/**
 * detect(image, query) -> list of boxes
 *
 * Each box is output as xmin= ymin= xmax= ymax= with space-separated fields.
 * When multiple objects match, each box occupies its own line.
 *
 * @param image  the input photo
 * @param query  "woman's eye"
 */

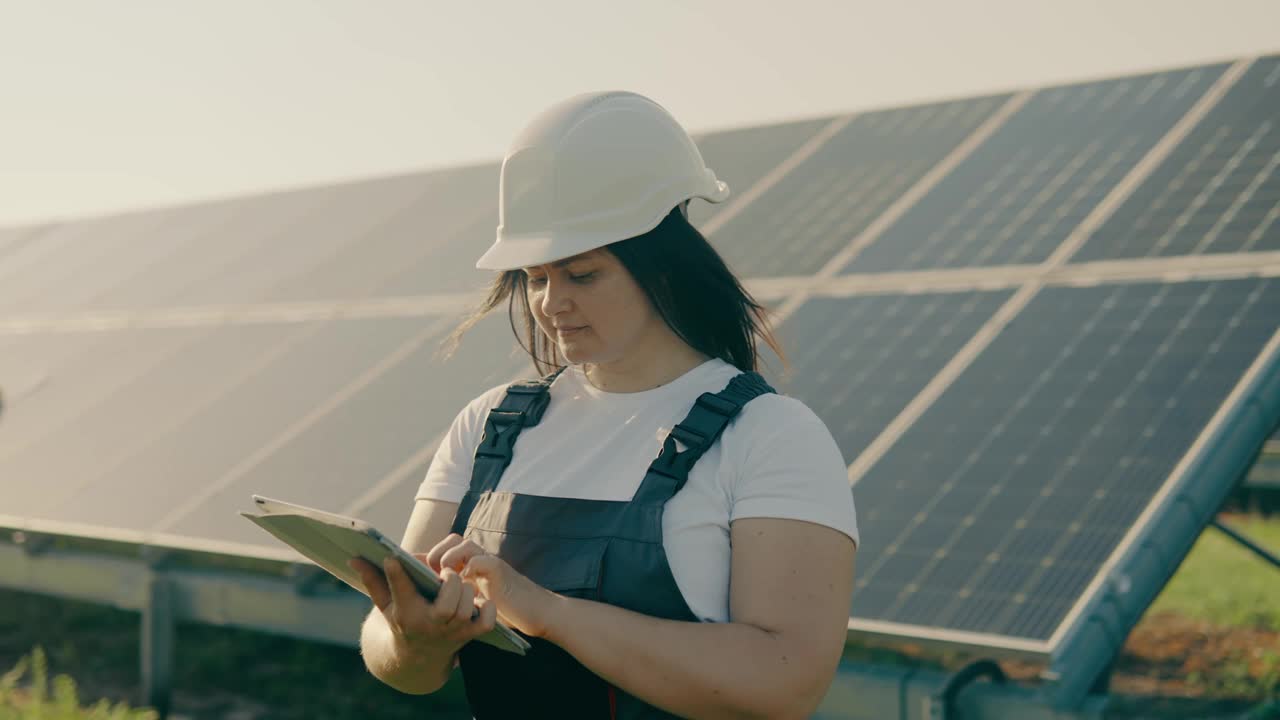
xmin=526 ymin=272 xmax=592 ymax=286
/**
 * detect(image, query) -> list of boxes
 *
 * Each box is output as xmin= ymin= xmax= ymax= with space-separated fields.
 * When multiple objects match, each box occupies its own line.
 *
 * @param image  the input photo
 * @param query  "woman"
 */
xmin=350 ymin=91 xmax=858 ymax=719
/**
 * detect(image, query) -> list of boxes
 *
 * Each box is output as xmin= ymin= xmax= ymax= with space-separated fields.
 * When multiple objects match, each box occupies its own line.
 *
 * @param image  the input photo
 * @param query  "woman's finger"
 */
xmin=382 ymin=558 xmax=427 ymax=617
xmin=439 ymin=540 xmax=485 ymax=574
xmin=348 ymin=558 xmax=391 ymax=611
xmin=429 ymin=568 xmax=463 ymax=624
xmin=425 ymin=534 xmax=464 ymax=574
xmin=472 ymin=595 xmax=497 ymax=635
xmin=443 ymin=580 xmax=476 ymax=631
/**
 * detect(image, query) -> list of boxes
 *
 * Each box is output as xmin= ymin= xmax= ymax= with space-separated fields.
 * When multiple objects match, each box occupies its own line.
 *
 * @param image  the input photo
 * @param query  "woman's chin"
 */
xmin=558 ymin=341 xmax=603 ymax=365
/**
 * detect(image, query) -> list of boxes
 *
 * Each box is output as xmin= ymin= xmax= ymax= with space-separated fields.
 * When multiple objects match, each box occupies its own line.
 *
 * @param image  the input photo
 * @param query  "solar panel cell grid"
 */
xmin=255 ymin=164 xmax=500 ymax=301
xmin=0 ymin=329 xmax=214 ymax=461
xmin=0 ymin=211 xmax=183 ymax=313
xmin=707 ymin=96 xmax=1007 ymax=278
xmin=166 ymin=313 xmax=529 ymax=547
xmin=39 ymin=318 xmax=430 ymax=533
xmin=688 ymin=117 xmax=832 ymax=229
xmin=847 ymin=66 xmax=1228 ymax=273
xmin=852 ymin=277 xmax=1280 ymax=641
xmin=108 ymin=177 xmax=435 ymax=309
xmin=1073 ymin=55 xmax=1280 ymax=261
xmin=769 ymin=290 xmax=1012 ymax=463
xmin=0 ymin=324 xmax=282 ymax=519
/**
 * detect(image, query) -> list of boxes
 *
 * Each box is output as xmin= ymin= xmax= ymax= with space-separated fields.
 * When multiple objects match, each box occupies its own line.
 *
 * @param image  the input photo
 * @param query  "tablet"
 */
xmin=241 ymin=494 xmax=530 ymax=655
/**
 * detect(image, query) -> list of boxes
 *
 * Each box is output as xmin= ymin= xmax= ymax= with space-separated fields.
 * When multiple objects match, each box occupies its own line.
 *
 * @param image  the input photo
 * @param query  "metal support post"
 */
xmin=141 ymin=572 xmax=175 ymax=718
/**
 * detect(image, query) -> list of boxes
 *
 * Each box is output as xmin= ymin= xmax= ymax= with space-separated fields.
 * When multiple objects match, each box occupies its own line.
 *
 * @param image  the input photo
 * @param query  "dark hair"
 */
xmin=443 ymin=206 xmax=787 ymax=377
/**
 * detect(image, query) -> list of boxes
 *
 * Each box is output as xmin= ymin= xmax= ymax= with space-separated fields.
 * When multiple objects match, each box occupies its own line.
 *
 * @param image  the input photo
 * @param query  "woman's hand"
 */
xmin=347 ymin=554 xmax=498 ymax=660
xmin=425 ymin=533 xmax=562 ymax=639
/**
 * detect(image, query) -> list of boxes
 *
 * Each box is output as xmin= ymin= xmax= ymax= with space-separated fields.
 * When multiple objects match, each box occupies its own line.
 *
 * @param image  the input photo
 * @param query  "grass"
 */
xmin=1146 ymin=514 xmax=1280 ymax=629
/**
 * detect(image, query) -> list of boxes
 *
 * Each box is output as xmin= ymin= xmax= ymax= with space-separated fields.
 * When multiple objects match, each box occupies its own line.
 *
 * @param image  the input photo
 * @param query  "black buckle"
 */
xmin=695 ymin=393 xmax=738 ymax=418
xmin=670 ymin=423 xmax=707 ymax=450
xmin=487 ymin=409 xmax=525 ymax=428
xmin=505 ymin=383 xmax=547 ymax=395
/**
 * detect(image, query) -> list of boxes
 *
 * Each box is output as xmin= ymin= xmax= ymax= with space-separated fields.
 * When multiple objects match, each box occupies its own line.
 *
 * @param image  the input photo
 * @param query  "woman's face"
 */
xmin=523 ymin=249 xmax=660 ymax=365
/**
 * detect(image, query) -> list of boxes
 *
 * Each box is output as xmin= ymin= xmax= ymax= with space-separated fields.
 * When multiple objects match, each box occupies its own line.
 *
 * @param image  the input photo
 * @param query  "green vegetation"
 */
xmin=1148 ymin=515 xmax=1280 ymax=629
xmin=0 ymin=647 xmax=157 ymax=720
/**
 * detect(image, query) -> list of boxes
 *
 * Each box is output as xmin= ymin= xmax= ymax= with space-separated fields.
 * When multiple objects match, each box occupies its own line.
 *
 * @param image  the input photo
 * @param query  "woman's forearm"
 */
xmin=542 ymin=596 xmax=825 ymax=720
xmin=358 ymin=609 xmax=457 ymax=695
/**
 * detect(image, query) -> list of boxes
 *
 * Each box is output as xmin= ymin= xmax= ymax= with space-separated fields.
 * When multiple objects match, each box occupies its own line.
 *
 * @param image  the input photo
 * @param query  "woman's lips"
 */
xmin=557 ymin=326 xmax=587 ymax=336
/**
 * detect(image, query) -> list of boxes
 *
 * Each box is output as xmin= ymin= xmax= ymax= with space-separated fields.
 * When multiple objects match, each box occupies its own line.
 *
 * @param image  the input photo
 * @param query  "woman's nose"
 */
xmin=540 ymin=276 xmax=573 ymax=314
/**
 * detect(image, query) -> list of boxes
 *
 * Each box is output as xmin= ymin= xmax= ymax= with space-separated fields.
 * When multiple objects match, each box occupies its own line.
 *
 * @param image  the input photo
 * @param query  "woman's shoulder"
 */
xmin=452 ymin=380 xmax=521 ymax=428
xmin=730 ymin=389 xmax=834 ymax=442
xmin=715 ymin=381 xmax=848 ymax=476
xmin=458 ymin=369 xmax=569 ymax=419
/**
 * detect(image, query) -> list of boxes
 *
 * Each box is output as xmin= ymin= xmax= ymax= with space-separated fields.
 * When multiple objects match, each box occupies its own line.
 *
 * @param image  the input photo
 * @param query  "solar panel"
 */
xmin=705 ymin=96 xmax=1009 ymax=278
xmin=0 ymin=328 xmax=207 ymax=460
xmin=157 ymin=311 xmax=530 ymax=548
xmin=90 ymin=175 xmax=437 ymax=310
xmin=1073 ymin=55 xmax=1280 ymax=261
xmin=850 ymin=277 xmax=1280 ymax=643
xmin=0 ymin=226 xmax=42 ymax=261
xmin=1 ymin=324 xmax=288 ymax=519
xmin=688 ymin=116 xmax=833 ymax=229
xmin=769 ymin=291 xmax=1011 ymax=462
xmin=360 ymin=456 xmax=434 ymax=544
xmin=847 ymin=66 xmax=1229 ymax=273
xmin=254 ymin=163 xmax=500 ymax=301
xmin=34 ymin=317 xmax=430 ymax=533
xmin=362 ymin=170 xmax=503 ymax=300
xmin=0 ymin=210 xmax=184 ymax=313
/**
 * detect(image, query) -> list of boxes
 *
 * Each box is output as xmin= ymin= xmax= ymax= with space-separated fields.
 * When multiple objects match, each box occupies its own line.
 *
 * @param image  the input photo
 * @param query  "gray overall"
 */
xmin=449 ymin=368 xmax=775 ymax=719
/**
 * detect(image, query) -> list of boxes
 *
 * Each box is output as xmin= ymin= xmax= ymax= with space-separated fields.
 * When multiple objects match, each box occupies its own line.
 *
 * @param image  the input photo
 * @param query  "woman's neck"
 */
xmin=582 ymin=336 xmax=711 ymax=394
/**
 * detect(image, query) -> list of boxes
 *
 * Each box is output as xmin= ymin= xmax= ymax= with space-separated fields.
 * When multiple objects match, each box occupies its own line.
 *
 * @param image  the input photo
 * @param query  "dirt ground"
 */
xmin=852 ymin=610 xmax=1278 ymax=718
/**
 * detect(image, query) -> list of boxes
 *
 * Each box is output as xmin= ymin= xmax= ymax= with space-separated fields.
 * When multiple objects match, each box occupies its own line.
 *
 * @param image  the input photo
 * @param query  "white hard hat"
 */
xmin=475 ymin=91 xmax=730 ymax=271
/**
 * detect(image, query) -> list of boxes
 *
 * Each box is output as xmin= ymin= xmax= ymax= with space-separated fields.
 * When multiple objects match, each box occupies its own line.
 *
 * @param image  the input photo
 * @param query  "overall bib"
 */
xmin=449 ymin=368 xmax=775 ymax=719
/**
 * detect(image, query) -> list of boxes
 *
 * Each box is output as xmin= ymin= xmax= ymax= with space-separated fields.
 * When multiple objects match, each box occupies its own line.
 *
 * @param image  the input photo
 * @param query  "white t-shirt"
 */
xmin=416 ymin=358 xmax=859 ymax=624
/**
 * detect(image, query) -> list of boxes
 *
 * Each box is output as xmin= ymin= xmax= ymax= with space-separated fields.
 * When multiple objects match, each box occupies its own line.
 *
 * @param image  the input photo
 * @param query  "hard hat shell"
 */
xmin=475 ymin=91 xmax=730 ymax=271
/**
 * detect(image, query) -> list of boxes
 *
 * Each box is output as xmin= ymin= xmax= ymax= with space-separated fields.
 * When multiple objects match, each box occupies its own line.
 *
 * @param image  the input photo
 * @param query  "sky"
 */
xmin=2 ymin=0 xmax=1278 ymax=229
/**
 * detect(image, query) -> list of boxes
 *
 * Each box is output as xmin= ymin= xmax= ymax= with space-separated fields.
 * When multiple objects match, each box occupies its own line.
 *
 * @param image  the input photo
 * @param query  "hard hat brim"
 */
xmin=475 ymin=179 xmax=730 ymax=271
xmin=474 ymin=231 xmax=576 ymax=272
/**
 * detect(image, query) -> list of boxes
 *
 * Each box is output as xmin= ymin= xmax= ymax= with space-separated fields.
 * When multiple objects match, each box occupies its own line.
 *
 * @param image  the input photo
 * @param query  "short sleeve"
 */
xmin=415 ymin=384 xmax=508 ymax=504
xmin=728 ymin=396 xmax=859 ymax=547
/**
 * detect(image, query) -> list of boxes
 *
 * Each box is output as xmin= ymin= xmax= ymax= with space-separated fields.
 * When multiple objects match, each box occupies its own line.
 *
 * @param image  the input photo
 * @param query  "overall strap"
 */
xmin=631 ymin=371 xmax=775 ymax=506
xmin=450 ymin=367 xmax=567 ymax=536
xmin=470 ymin=366 xmax=567 ymax=494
